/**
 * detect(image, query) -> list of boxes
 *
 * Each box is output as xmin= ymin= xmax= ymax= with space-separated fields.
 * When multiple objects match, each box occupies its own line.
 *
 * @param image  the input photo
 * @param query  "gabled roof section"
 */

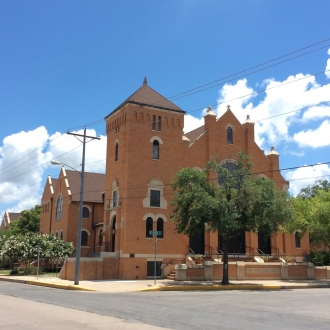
xmin=185 ymin=125 xmax=206 ymax=146
xmin=51 ymin=178 xmax=58 ymax=191
xmin=65 ymin=170 xmax=105 ymax=203
xmin=8 ymin=212 xmax=21 ymax=222
xmin=105 ymin=78 xmax=185 ymax=119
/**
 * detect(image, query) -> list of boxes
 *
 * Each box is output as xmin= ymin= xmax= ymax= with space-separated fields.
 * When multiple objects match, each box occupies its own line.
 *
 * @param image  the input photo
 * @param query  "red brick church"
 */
xmin=40 ymin=78 xmax=310 ymax=280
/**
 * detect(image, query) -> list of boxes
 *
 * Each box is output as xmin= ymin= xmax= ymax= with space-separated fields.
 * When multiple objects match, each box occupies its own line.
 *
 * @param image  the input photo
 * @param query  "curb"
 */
xmin=0 ymin=277 xmax=96 ymax=291
xmin=134 ymin=284 xmax=330 ymax=292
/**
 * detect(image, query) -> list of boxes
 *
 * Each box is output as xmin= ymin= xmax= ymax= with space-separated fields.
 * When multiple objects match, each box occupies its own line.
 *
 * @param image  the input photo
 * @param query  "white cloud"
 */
xmin=183 ymin=114 xmax=204 ymax=133
xmin=285 ymin=163 xmax=330 ymax=196
xmin=46 ymin=128 xmax=107 ymax=173
xmin=293 ymin=120 xmax=330 ymax=148
xmin=326 ymin=48 xmax=330 ymax=79
xmin=213 ymin=70 xmax=330 ymax=149
xmin=301 ymin=105 xmax=330 ymax=122
xmin=0 ymin=127 xmax=106 ymax=216
xmin=217 ymin=78 xmax=255 ymax=122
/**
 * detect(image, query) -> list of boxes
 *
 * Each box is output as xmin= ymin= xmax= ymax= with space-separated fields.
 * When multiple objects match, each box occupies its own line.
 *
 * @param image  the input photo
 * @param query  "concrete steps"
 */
xmin=166 ymin=267 xmax=176 ymax=280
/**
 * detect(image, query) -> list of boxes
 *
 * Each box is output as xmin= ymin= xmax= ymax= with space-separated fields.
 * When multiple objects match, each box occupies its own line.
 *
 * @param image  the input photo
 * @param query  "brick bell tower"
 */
xmin=104 ymin=78 xmax=186 ymax=279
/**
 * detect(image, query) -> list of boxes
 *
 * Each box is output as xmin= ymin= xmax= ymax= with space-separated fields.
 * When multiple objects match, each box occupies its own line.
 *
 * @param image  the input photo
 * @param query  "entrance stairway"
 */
xmin=166 ymin=266 xmax=176 ymax=280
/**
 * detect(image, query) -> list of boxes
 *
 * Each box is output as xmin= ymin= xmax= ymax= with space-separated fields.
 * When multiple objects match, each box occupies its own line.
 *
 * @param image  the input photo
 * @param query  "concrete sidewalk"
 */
xmin=1 ymin=275 xmax=330 ymax=293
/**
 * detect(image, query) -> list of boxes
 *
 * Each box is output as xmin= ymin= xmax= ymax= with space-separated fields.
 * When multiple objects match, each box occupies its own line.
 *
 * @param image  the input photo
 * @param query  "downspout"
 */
xmin=92 ymin=203 xmax=96 ymax=246
xmin=49 ymin=197 xmax=53 ymax=234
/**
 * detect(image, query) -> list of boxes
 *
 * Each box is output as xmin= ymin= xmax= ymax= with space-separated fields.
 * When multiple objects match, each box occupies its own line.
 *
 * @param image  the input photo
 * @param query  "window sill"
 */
xmin=152 ymin=159 xmax=160 ymax=161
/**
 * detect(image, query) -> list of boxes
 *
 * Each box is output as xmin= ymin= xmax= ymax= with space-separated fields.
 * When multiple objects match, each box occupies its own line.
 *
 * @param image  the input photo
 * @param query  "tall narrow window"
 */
xmin=56 ymin=195 xmax=62 ymax=220
xmin=152 ymin=115 xmax=156 ymax=130
xmin=153 ymin=140 xmax=159 ymax=159
xmin=158 ymin=116 xmax=162 ymax=131
xmin=82 ymin=207 xmax=89 ymax=218
xmin=113 ymin=190 xmax=118 ymax=208
xmin=157 ymin=218 xmax=164 ymax=238
xmin=146 ymin=217 xmax=153 ymax=238
xmin=150 ymin=190 xmax=161 ymax=207
xmin=60 ymin=230 xmax=63 ymax=240
xmin=115 ymin=142 xmax=118 ymax=162
xmin=227 ymin=127 xmax=233 ymax=144
xmin=295 ymin=232 xmax=301 ymax=248
xmin=81 ymin=231 xmax=88 ymax=246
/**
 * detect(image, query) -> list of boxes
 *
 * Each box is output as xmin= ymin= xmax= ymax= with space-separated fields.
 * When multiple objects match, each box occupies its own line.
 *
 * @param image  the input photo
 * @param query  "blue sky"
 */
xmin=1 ymin=1 xmax=330 ymax=216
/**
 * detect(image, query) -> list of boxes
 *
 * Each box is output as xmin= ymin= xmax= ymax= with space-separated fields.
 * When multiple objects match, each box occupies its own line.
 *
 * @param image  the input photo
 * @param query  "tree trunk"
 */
xmin=222 ymin=234 xmax=229 ymax=285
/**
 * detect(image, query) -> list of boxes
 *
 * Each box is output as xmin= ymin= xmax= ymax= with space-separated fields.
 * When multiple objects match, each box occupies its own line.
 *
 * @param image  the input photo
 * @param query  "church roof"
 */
xmin=65 ymin=170 xmax=105 ymax=203
xmin=105 ymin=78 xmax=185 ymax=119
xmin=185 ymin=125 xmax=206 ymax=146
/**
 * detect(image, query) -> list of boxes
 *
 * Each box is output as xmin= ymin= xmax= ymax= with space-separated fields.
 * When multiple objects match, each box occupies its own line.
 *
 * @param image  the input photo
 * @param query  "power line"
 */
xmin=168 ymin=37 xmax=330 ymax=99
xmin=2 ymin=48 xmax=330 ymax=189
xmin=66 ymin=40 xmax=330 ymax=132
xmin=0 ymin=144 xmax=83 ymax=184
xmin=170 ymin=44 xmax=330 ymax=101
xmin=1 ymin=98 xmax=329 ymax=189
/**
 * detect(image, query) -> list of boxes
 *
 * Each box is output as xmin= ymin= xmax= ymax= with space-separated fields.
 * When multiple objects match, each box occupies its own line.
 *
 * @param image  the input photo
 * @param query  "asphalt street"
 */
xmin=0 ymin=281 xmax=329 ymax=329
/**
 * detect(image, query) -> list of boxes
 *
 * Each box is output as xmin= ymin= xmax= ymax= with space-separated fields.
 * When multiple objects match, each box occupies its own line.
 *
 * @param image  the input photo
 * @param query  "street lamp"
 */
xmin=51 ymin=159 xmax=84 ymax=285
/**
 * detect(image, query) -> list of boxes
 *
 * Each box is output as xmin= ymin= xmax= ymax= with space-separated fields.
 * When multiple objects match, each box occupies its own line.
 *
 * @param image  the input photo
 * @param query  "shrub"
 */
xmin=10 ymin=269 xmax=19 ymax=275
xmin=311 ymin=250 xmax=330 ymax=266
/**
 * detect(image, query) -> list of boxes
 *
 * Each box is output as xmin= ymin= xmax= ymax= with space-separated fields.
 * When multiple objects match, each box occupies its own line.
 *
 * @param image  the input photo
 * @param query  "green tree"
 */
xmin=8 ymin=205 xmax=41 ymax=234
xmin=298 ymin=180 xmax=330 ymax=199
xmin=171 ymin=151 xmax=294 ymax=284
xmin=293 ymin=181 xmax=330 ymax=250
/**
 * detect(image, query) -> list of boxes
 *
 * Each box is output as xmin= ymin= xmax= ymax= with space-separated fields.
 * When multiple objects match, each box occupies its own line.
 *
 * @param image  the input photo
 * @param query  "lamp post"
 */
xmin=51 ymin=127 xmax=100 ymax=285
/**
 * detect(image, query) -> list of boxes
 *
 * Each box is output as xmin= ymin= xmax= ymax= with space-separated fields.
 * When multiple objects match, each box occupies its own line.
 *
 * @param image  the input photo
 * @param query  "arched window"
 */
xmin=98 ymin=229 xmax=103 ymax=246
xmin=158 ymin=116 xmax=162 ymax=131
xmin=146 ymin=217 xmax=153 ymax=238
xmin=218 ymin=161 xmax=239 ymax=186
xmin=295 ymin=232 xmax=301 ymax=248
xmin=55 ymin=231 xmax=58 ymax=238
xmin=56 ymin=195 xmax=63 ymax=220
xmin=153 ymin=140 xmax=159 ymax=159
xmin=227 ymin=127 xmax=233 ymax=144
xmin=115 ymin=142 xmax=118 ymax=162
xmin=82 ymin=207 xmax=89 ymax=218
xmin=81 ymin=231 xmax=88 ymax=246
xmin=152 ymin=115 xmax=156 ymax=130
xmin=60 ymin=230 xmax=63 ymax=240
xmin=157 ymin=218 xmax=164 ymax=238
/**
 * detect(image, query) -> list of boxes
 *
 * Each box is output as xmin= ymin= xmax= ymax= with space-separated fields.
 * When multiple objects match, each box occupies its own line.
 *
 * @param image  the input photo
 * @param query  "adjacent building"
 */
xmin=0 ymin=211 xmax=21 ymax=231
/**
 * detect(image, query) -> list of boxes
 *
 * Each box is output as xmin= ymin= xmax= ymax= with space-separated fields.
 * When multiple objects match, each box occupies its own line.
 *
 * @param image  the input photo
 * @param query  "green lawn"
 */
xmin=0 ymin=269 xmax=11 ymax=275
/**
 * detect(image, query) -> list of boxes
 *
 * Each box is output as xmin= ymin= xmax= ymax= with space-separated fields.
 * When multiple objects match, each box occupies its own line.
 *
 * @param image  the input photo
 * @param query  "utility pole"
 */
xmin=67 ymin=127 xmax=100 ymax=285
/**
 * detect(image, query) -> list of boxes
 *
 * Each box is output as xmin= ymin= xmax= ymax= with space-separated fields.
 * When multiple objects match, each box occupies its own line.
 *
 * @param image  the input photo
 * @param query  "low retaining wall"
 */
xmin=59 ymin=257 xmax=118 ymax=281
xmin=175 ymin=262 xmax=330 ymax=281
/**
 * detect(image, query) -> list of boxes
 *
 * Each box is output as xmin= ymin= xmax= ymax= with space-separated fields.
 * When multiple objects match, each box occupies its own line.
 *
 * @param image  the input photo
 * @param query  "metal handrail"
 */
xmin=161 ymin=259 xmax=184 ymax=276
xmin=245 ymin=245 xmax=259 ymax=257
xmin=216 ymin=247 xmax=224 ymax=254
xmin=257 ymin=248 xmax=266 ymax=255
xmin=86 ymin=241 xmax=111 ymax=257
xmin=204 ymin=245 xmax=219 ymax=257
xmin=188 ymin=246 xmax=195 ymax=254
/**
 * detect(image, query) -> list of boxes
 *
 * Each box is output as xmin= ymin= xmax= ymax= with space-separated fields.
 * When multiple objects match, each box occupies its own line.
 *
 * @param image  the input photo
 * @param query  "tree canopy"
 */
xmin=293 ymin=180 xmax=330 ymax=250
xmin=8 ymin=205 xmax=40 ymax=235
xmin=0 ymin=233 xmax=74 ymax=266
xmin=171 ymin=151 xmax=295 ymax=284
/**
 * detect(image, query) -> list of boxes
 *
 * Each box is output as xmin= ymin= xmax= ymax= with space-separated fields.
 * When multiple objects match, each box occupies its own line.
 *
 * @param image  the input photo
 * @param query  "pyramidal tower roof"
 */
xmin=106 ymin=78 xmax=185 ymax=119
